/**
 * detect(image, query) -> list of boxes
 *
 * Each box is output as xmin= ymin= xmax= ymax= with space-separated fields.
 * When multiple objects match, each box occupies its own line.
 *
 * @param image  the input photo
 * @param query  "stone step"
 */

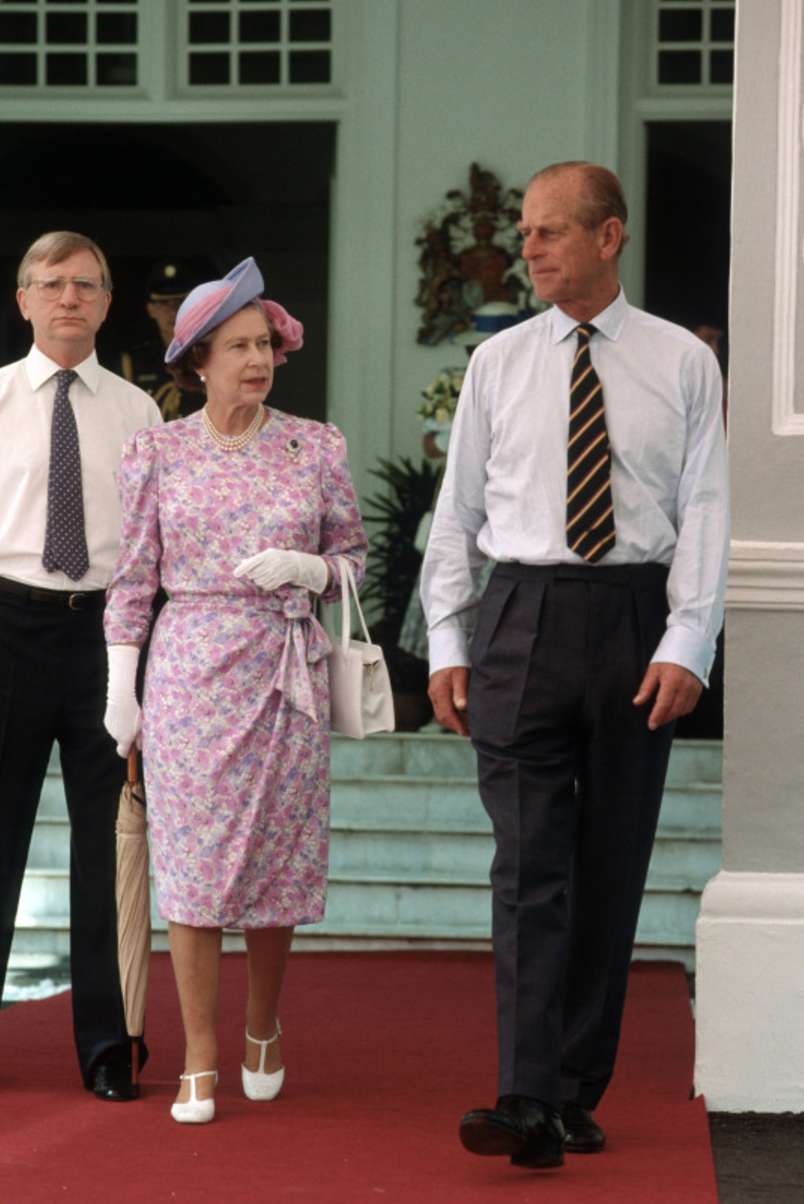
xmin=644 ymin=837 xmax=722 ymax=889
xmin=663 ymin=739 xmax=722 ymax=785
xmin=25 ymin=780 xmax=721 ymax=873
xmin=329 ymin=779 xmax=721 ymax=836
xmin=9 ymin=878 xmax=703 ymax=958
xmin=328 ymin=829 xmax=720 ymax=886
xmin=17 ymin=825 xmax=722 ymax=923
xmin=16 ymin=789 xmax=722 ymax=938
xmin=330 ymin=731 xmax=723 ymax=784
xmin=317 ymin=878 xmax=705 ymax=947
xmin=14 ymin=737 xmax=723 ymax=967
xmin=34 ymin=734 xmax=723 ymax=815
xmin=36 ymin=773 xmax=71 ymax=820
xmin=15 ymin=850 xmax=723 ymax=952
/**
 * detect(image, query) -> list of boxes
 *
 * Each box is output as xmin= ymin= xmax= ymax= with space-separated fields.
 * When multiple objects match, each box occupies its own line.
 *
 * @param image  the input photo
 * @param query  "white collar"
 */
xmin=25 ymin=344 xmax=101 ymax=393
xmin=550 ymin=285 xmax=628 ymax=345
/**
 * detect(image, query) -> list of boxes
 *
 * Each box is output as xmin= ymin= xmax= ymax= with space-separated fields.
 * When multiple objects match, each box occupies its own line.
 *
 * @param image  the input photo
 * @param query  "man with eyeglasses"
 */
xmin=0 ymin=231 xmax=162 ymax=1100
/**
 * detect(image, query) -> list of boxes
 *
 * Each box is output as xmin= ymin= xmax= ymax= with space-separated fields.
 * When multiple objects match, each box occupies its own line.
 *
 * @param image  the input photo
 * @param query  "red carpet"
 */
xmin=0 ymin=953 xmax=717 ymax=1202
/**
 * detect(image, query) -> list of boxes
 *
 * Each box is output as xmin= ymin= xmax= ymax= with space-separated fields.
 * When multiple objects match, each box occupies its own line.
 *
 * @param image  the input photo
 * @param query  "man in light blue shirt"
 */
xmin=422 ymin=162 xmax=729 ymax=1169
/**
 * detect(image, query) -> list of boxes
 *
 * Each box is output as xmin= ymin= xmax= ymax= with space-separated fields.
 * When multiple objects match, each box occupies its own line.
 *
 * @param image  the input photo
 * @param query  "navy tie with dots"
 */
xmin=42 ymin=369 xmax=90 ymax=582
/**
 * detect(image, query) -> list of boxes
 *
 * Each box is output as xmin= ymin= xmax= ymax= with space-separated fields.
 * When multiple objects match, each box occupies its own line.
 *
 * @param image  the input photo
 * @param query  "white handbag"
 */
xmin=321 ymin=558 xmax=396 ymax=739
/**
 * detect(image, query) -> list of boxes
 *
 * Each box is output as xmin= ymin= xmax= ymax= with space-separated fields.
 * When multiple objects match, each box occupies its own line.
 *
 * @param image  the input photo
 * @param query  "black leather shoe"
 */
xmin=561 ymin=1102 xmax=606 ymax=1152
xmin=91 ymin=1050 xmax=140 ymax=1102
xmin=460 ymin=1095 xmax=564 ymax=1168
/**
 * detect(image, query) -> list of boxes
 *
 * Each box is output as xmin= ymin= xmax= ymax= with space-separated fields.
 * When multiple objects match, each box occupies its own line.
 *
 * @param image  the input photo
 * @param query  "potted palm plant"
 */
xmin=360 ymin=455 xmax=441 ymax=730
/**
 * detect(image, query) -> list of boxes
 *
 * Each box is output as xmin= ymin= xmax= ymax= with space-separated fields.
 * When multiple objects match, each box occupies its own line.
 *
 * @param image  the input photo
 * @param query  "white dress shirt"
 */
xmin=421 ymin=288 xmax=730 ymax=684
xmin=0 ymin=345 xmax=163 ymax=590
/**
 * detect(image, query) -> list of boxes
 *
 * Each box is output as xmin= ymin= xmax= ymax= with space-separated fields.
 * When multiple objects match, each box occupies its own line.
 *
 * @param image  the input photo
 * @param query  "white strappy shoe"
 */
xmin=242 ymin=1023 xmax=284 ymax=1101
xmin=170 ymin=1070 xmax=218 ymax=1124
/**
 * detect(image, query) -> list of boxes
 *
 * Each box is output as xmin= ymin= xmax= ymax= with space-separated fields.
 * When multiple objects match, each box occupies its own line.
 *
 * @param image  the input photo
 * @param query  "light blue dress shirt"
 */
xmin=421 ymin=288 xmax=730 ymax=685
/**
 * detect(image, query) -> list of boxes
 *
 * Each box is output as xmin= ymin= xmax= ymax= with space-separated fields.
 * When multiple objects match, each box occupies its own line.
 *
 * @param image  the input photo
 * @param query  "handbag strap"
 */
xmin=335 ymin=556 xmax=372 ymax=649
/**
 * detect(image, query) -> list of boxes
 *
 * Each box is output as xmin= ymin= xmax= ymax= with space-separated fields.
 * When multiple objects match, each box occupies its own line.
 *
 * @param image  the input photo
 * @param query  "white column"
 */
xmin=694 ymin=0 xmax=804 ymax=1112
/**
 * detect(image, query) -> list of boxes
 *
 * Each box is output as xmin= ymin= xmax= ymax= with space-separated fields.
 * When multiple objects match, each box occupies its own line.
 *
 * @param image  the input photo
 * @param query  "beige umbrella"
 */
xmin=116 ymin=748 xmax=151 ymax=1091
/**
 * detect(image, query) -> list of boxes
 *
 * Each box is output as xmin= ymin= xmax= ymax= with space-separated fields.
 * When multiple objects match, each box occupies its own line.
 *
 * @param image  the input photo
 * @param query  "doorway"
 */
xmin=644 ymin=120 xmax=732 ymax=369
xmin=0 ymin=122 xmax=336 ymax=421
xmin=645 ymin=119 xmax=731 ymax=740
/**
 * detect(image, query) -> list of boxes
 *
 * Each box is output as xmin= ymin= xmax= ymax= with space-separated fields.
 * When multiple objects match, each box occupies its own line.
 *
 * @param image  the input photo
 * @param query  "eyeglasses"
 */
xmin=28 ymin=276 xmax=105 ymax=301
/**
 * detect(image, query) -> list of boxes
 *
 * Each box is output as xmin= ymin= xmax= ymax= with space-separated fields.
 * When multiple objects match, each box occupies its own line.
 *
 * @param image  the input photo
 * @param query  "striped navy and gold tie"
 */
xmin=566 ymin=324 xmax=616 ymax=563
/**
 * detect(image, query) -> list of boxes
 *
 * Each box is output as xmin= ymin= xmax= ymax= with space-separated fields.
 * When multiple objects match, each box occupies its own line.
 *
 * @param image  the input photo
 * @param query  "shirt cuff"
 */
xmin=427 ymin=626 xmax=471 ymax=675
xmin=650 ymin=623 xmax=717 ymax=687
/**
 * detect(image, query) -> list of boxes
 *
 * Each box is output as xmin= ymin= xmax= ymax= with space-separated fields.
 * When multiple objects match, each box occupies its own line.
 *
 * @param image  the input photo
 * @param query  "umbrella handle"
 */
xmin=131 ymin=1038 xmax=141 ymax=1087
xmin=127 ymin=748 xmax=138 ymax=787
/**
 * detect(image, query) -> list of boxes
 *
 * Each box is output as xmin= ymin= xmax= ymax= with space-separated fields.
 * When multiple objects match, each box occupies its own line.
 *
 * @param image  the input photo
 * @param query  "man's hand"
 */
xmin=428 ymin=666 xmax=471 ymax=737
xmin=633 ymin=662 xmax=703 ymax=730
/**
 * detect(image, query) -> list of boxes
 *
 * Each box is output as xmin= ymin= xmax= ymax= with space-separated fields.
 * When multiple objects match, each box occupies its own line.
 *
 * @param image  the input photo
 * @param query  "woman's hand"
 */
xmin=104 ymin=644 xmax=142 ymax=757
xmin=234 ymin=549 xmax=329 ymax=594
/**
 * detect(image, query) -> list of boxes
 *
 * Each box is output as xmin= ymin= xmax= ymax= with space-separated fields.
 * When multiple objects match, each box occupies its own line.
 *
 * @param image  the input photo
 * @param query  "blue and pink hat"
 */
xmin=165 ymin=257 xmax=303 ymax=366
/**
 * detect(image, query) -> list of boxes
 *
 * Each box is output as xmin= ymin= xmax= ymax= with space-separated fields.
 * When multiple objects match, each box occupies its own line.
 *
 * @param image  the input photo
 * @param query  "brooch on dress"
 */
xmin=285 ymin=437 xmax=302 ymax=458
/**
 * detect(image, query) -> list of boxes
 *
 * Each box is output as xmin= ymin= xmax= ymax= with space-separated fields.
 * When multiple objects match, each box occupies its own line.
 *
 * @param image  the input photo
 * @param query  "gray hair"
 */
xmin=529 ymin=161 xmax=630 ymax=254
xmin=17 ymin=231 xmax=112 ymax=291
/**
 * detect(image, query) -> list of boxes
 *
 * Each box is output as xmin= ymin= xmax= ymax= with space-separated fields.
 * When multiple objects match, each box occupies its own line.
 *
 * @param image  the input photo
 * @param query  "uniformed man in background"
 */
xmin=119 ymin=260 xmax=203 ymax=421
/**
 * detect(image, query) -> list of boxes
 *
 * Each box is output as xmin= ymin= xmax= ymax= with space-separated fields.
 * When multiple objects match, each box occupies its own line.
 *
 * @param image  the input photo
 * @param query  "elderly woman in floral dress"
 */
xmin=103 ymin=258 xmax=368 ymax=1124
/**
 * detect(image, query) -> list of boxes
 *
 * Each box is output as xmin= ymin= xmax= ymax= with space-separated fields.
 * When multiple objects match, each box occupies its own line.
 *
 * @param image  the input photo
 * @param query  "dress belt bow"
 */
xmin=265 ymin=591 xmax=332 ymax=722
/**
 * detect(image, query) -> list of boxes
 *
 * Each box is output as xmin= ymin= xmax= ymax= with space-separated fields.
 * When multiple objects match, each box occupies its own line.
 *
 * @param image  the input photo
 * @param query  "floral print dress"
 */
xmin=104 ymin=408 xmax=368 ymax=929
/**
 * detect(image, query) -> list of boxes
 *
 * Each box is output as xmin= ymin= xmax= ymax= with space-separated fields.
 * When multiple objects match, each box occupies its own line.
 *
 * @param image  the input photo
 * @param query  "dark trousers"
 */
xmin=0 ymin=591 xmax=128 ymax=1086
xmin=468 ymin=562 xmax=676 ymax=1111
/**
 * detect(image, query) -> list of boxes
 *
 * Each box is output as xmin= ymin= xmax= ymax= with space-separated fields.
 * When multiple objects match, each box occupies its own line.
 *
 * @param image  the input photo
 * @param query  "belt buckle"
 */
xmin=68 ymin=592 xmax=87 ymax=611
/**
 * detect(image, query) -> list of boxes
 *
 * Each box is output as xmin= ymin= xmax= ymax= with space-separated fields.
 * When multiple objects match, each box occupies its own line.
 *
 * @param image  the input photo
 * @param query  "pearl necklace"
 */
xmin=202 ymin=404 xmax=265 ymax=452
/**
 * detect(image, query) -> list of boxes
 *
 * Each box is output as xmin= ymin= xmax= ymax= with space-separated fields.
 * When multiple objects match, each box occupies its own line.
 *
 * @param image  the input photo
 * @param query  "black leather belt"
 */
xmin=0 ymin=575 xmax=106 ymax=611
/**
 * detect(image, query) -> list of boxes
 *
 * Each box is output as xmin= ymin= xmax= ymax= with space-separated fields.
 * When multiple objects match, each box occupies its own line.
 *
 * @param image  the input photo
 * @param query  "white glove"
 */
xmin=233 ymin=549 xmax=329 ymax=594
xmin=104 ymin=644 xmax=142 ymax=758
